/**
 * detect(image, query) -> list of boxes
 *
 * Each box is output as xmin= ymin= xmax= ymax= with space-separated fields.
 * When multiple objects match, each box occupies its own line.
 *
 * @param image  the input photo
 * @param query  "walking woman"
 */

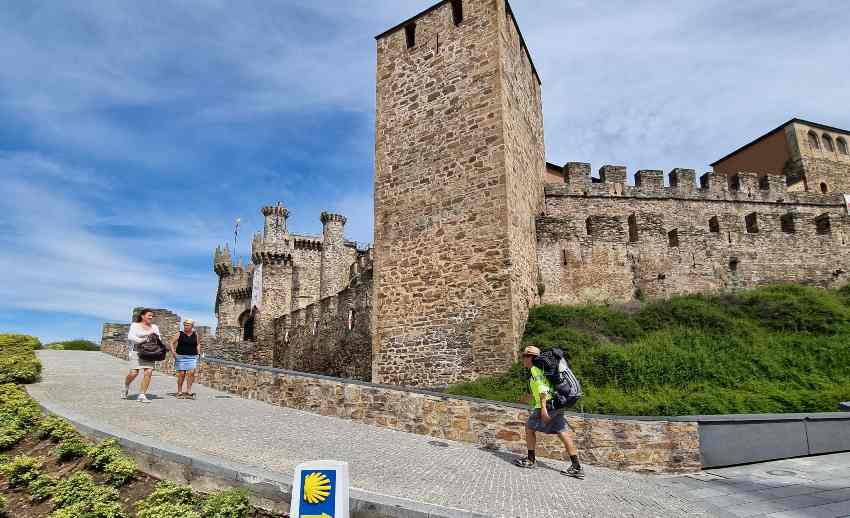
xmin=124 ymin=308 xmax=160 ymax=403
xmin=170 ymin=319 xmax=202 ymax=399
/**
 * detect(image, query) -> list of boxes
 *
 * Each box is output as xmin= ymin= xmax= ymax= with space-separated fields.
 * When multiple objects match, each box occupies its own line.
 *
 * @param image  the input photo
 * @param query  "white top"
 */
xmin=127 ymin=322 xmax=161 ymax=352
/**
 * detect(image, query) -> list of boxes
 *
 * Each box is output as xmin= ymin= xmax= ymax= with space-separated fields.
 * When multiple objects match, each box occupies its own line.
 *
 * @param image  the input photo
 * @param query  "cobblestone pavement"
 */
xmin=29 ymin=351 xmax=722 ymax=517
xmin=660 ymin=454 xmax=850 ymax=518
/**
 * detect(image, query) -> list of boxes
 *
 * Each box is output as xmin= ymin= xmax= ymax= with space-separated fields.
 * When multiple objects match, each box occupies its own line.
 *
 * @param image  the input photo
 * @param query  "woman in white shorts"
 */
xmin=124 ymin=308 xmax=161 ymax=403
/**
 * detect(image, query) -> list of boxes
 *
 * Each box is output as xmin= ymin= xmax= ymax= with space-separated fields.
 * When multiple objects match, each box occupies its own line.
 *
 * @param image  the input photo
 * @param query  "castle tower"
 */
xmin=251 ymin=204 xmax=294 ymax=364
xmin=320 ymin=212 xmax=348 ymax=299
xmin=372 ymin=0 xmax=545 ymax=386
xmin=262 ymin=202 xmax=289 ymax=240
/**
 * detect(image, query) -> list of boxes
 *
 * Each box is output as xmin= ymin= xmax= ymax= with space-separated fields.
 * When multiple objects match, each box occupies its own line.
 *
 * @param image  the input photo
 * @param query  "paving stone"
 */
xmin=28 ymin=351 xmax=715 ymax=518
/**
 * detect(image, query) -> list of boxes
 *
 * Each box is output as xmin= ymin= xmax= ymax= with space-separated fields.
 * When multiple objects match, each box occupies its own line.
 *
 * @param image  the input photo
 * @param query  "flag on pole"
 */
xmin=234 ymin=217 xmax=241 ymax=237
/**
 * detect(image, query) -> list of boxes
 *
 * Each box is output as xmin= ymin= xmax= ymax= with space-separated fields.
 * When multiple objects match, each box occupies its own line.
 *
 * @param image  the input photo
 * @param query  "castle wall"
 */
xmin=539 ymin=166 xmax=850 ymax=305
xmin=290 ymin=239 xmax=322 ymax=312
xmin=274 ymin=268 xmax=372 ymax=380
xmin=373 ymin=0 xmax=544 ymax=387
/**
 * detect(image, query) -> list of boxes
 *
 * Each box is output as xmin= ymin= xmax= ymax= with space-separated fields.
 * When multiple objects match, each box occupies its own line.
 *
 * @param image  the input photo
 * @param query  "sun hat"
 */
xmin=522 ymin=345 xmax=540 ymax=357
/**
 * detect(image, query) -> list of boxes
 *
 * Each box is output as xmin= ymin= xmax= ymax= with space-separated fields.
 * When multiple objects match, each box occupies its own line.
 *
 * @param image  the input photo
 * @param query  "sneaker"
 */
xmin=138 ymin=394 xmax=150 ymax=403
xmin=561 ymin=465 xmax=585 ymax=479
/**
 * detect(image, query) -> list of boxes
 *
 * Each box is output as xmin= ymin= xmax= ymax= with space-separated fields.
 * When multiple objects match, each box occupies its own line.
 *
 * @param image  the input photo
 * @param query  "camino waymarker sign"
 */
xmin=290 ymin=460 xmax=349 ymax=518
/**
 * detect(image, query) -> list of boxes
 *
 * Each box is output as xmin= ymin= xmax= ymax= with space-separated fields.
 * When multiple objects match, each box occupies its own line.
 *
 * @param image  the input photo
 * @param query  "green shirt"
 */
xmin=529 ymin=366 xmax=553 ymax=409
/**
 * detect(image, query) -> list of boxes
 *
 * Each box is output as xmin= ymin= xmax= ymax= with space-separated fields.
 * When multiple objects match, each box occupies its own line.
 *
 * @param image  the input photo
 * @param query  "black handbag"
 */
xmin=137 ymin=334 xmax=166 ymax=361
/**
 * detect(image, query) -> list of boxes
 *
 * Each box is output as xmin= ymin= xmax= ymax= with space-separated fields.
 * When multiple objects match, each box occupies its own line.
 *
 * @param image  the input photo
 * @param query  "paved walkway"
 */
xmin=28 ymin=351 xmax=848 ymax=518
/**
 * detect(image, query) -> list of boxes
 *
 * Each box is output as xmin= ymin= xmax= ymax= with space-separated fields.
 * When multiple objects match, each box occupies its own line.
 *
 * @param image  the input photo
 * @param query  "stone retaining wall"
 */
xmin=99 ymin=347 xmax=700 ymax=473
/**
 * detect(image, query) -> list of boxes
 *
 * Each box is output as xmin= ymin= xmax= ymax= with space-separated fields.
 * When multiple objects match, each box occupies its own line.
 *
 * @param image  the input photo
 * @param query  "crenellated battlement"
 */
xmin=548 ymin=162 xmax=844 ymax=206
xmin=292 ymin=236 xmax=323 ymax=251
xmin=320 ymin=212 xmax=347 ymax=225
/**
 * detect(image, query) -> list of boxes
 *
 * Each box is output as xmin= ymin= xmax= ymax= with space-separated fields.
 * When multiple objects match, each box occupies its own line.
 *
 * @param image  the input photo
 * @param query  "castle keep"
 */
xmin=103 ymin=0 xmax=850 ymax=388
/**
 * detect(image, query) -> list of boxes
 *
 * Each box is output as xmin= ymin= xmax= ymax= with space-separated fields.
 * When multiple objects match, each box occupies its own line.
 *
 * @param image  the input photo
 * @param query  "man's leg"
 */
xmin=514 ymin=425 xmax=538 ymax=467
xmin=557 ymin=430 xmax=584 ymax=478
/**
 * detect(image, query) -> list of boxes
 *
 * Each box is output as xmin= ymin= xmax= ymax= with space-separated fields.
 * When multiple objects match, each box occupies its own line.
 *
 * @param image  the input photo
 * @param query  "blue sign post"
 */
xmin=290 ymin=460 xmax=349 ymax=518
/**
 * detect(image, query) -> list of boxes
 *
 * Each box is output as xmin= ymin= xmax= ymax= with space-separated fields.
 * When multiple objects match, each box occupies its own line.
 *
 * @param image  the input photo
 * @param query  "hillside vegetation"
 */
xmin=44 ymin=340 xmax=99 ymax=351
xmin=447 ymin=284 xmax=850 ymax=416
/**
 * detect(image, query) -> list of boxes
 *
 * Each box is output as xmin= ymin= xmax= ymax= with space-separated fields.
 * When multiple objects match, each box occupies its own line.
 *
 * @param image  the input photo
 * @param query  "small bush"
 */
xmin=56 ymin=434 xmax=90 ymax=460
xmin=103 ymin=456 xmax=136 ymax=486
xmin=0 ymin=494 xmax=6 ymax=517
xmin=202 ymin=488 xmax=251 ymax=518
xmin=52 ymin=471 xmax=120 ymax=509
xmin=28 ymin=473 xmax=57 ymax=502
xmin=45 ymin=340 xmax=99 ymax=351
xmin=137 ymin=481 xmax=199 ymax=518
xmin=0 ymin=334 xmax=42 ymax=384
xmin=0 ymin=455 xmax=43 ymax=487
xmin=86 ymin=438 xmax=122 ymax=469
xmin=36 ymin=415 xmax=78 ymax=441
xmin=49 ymin=500 xmax=124 ymax=518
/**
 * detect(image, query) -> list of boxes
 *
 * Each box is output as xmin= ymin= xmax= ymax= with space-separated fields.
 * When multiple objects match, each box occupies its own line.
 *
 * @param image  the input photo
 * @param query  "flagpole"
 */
xmin=234 ymin=217 xmax=241 ymax=264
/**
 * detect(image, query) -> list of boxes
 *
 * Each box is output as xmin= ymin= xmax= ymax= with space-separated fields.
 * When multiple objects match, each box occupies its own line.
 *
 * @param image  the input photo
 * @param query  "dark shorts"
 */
xmin=526 ymin=408 xmax=569 ymax=434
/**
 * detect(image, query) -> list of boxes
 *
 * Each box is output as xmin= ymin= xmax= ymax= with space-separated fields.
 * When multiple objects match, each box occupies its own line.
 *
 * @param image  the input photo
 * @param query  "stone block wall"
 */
xmin=539 ymin=165 xmax=850 ymax=305
xmin=189 ymin=359 xmax=700 ymax=473
xmin=373 ymin=0 xmax=545 ymax=387
xmin=274 ymin=268 xmax=372 ymax=380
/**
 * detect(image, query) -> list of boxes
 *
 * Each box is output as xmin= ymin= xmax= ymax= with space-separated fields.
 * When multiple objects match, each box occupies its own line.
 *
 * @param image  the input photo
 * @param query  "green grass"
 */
xmin=446 ymin=284 xmax=850 ymax=415
xmin=44 ymin=340 xmax=99 ymax=351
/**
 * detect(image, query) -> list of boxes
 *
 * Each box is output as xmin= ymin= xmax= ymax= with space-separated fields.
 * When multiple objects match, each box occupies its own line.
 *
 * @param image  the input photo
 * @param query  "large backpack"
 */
xmin=532 ymin=348 xmax=582 ymax=410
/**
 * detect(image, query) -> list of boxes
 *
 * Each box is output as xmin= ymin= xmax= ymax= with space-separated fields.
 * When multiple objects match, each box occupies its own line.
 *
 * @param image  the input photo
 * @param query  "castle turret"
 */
xmin=320 ymin=212 xmax=348 ymax=299
xmin=213 ymin=244 xmax=233 ymax=276
xmin=262 ymin=202 xmax=289 ymax=241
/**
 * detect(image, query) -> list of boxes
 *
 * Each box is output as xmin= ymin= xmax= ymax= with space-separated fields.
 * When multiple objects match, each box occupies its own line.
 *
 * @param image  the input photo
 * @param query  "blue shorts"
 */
xmin=527 ymin=409 xmax=568 ymax=434
xmin=174 ymin=354 xmax=198 ymax=372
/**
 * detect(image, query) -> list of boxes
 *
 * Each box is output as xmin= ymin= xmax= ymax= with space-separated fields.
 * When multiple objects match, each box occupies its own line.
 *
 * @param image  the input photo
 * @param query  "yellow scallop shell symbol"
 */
xmin=303 ymin=471 xmax=332 ymax=504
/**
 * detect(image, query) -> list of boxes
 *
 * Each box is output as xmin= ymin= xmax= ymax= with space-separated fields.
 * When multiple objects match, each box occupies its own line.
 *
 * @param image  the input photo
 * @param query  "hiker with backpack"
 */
xmin=123 ymin=308 xmax=166 ymax=403
xmin=514 ymin=345 xmax=584 ymax=479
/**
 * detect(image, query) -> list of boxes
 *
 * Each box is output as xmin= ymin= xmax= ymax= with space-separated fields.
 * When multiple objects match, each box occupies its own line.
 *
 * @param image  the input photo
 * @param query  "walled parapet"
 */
xmin=273 ymin=268 xmax=372 ymax=380
xmin=563 ymin=162 xmax=591 ymax=193
xmin=635 ymin=169 xmax=664 ymax=192
xmin=251 ymin=235 xmax=293 ymax=265
xmin=213 ymin=245 xmax=234 ymax=276
xmin=669 ymin=168 xmax=696 ymax=194
xmin=544 ymin=163 xmax=844 ymax=206
xmin=292 ymin=237 xmax=322 ymax=251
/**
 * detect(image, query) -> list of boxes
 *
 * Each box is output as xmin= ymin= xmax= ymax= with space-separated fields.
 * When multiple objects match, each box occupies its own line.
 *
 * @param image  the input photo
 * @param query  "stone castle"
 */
xmin=104 ymin=0 xmax=850 ymax=388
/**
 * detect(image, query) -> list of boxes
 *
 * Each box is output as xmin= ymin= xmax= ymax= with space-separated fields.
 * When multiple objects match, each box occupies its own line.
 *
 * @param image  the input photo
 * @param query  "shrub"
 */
xmin=0 ymin=494 xmax=6 ymax=517
xmin=202 ymin=488 xmax=251 ymax=518
xmin=0 ymin=334 xmax=42 ymax=384
xmin=86 ymin=438 xmax=122 ymax=468
xmin=136 ymin=481 xmax=199 ymax=518
xmin=45 ymin=340 xmax=99 ymax=351
xmin=49 ymin=500 xmax=124 ymax=518
xmin=37 ymin=415 xmax=79 ymax=441
xmin=56 ymin=434 xmax=90 ymax=460
xmin=0 ymin=455 xmax=43 ymax=487
xmin=51 ymin=471 xmax=119 ymax=510
xmin=28 ymin=473 xmax=57 ymax=502
xmin=103 ymin=456 xmax=136 ymax=486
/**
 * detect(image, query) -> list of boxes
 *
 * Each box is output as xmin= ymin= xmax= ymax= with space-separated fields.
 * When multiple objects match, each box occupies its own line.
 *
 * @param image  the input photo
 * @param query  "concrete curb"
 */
xmin=29 ymin=390 xmax=488 ymax=518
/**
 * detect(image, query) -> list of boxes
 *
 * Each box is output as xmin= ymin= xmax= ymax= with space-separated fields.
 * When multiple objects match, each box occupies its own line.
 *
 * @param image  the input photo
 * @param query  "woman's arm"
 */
xmin=169 ymin=333 xmax=179 ymax=355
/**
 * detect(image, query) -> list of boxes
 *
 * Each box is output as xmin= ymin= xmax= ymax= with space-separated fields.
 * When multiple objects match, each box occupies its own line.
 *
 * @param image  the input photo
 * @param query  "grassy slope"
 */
xmin=44 ymin=340 xmax=99 ymax=351
xmin=447 ymin=284 xmax=850 ymax=416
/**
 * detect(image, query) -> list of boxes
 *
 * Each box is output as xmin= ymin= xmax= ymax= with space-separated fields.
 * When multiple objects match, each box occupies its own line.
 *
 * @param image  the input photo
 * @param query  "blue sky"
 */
xmin=1 ymin=1 xmax=848 ymax=343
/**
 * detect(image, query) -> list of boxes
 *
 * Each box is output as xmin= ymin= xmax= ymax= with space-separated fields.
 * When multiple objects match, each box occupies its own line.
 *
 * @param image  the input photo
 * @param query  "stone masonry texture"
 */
xmin=372 ymin=0 xmax=544 ymax=387
xmin=96 ymin=344 xmax=701 ymax=474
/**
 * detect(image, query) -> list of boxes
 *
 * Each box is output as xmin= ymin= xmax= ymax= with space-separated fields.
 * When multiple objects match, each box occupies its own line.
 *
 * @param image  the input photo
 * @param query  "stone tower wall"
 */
xmin=290 ymin=237 xmax=323 ymax=312
xmin=786 ymin=121 xmax=850 ymax=194
xmin=373 ymin=0 xmax=544 ymax=387
xmin=320 ymin=213 xmax=349 ymax=300
xmin=497 ymin=1 xmax=544 ymax=356
xmin=538 ymin=165 xmax=850 ymax=305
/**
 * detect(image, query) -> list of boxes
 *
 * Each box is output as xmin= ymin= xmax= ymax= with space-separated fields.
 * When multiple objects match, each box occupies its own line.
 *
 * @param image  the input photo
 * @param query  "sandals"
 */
xmin=514 ymin=457 xmax=536 ymax=468
xmin=176 ymin=392 xmax=196 ymax=399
